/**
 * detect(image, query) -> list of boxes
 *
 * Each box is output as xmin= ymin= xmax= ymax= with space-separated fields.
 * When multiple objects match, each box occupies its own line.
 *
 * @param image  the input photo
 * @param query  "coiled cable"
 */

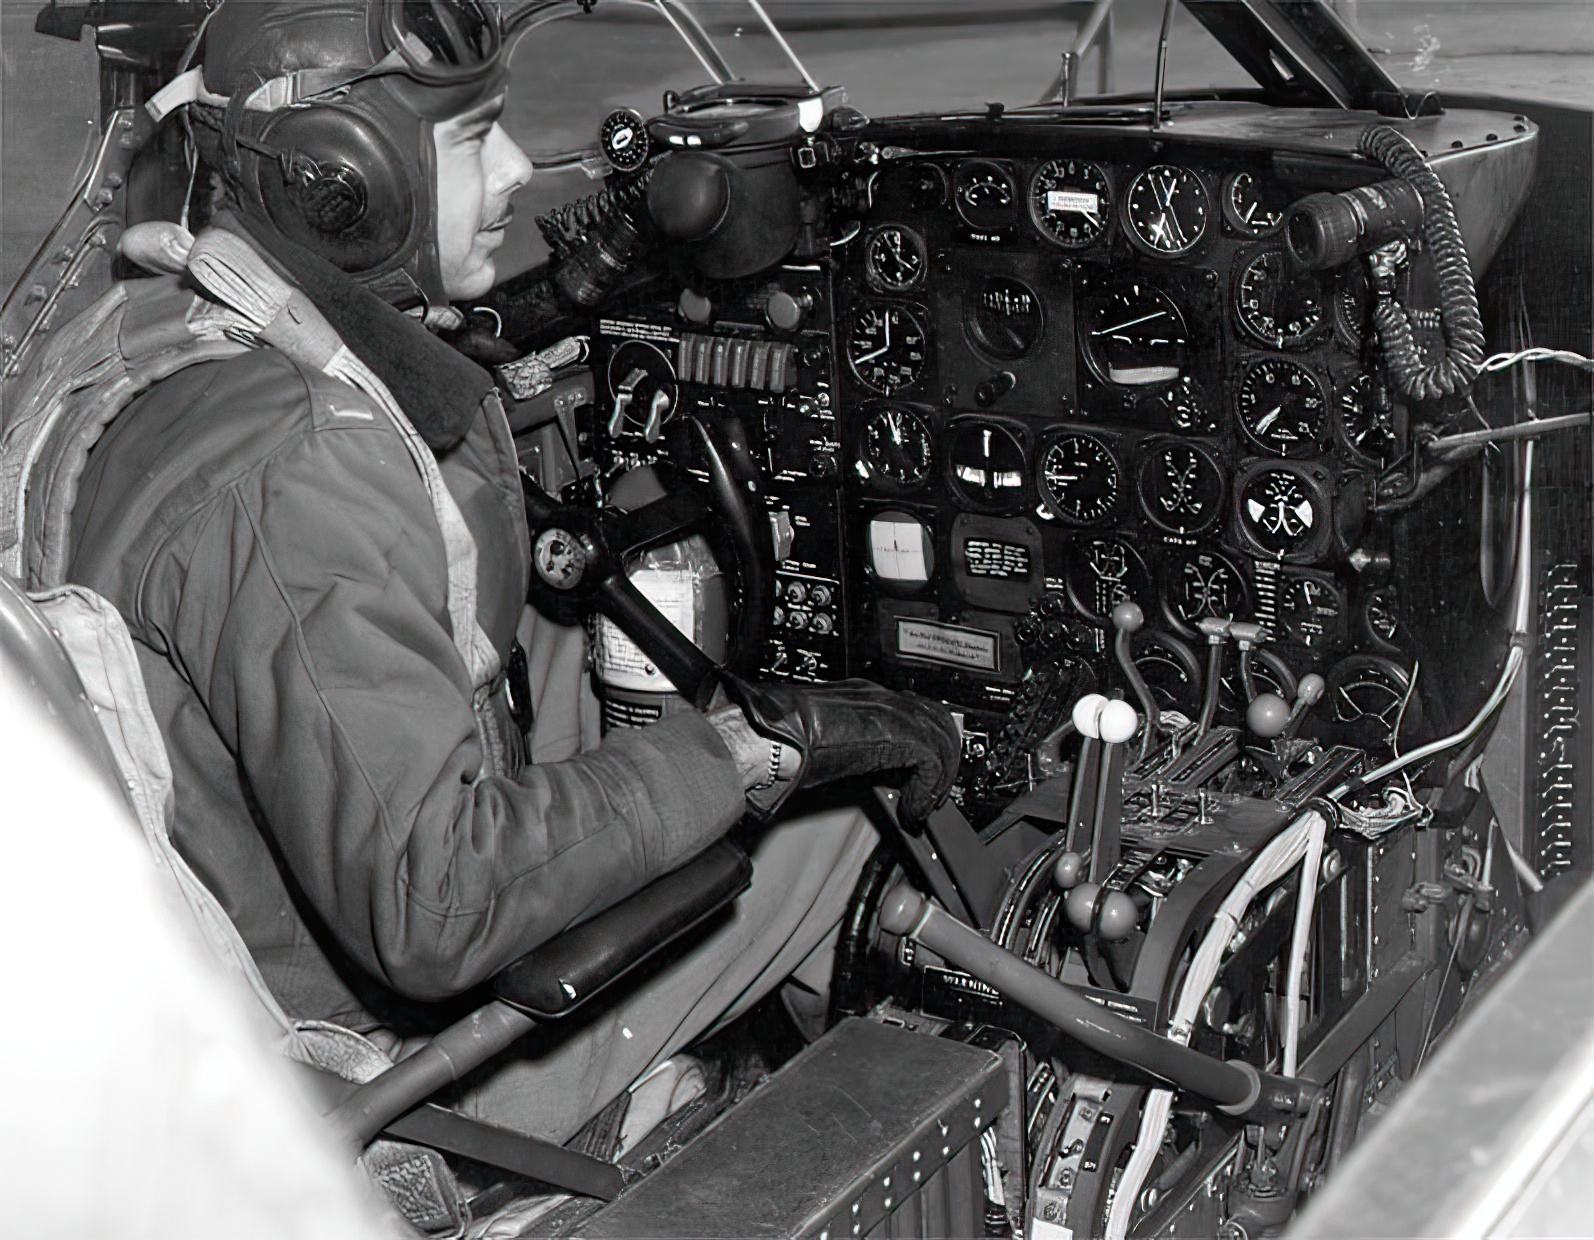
xmin=1359 ymin=124 xmax=1486 ymax=402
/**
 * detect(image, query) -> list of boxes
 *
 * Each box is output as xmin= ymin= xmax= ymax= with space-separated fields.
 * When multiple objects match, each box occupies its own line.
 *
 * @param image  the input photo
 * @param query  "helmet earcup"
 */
xmin=254 ymin=106 xmax=418 ymax=274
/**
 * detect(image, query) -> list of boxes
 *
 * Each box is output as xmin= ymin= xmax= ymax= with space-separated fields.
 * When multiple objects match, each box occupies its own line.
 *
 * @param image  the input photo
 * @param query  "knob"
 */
xmin=1297 ymin=672 xmax=1327 ymax=706
xmin=785 ymin=581 xmax=808 ymax=605
xmin=1098 ymin=700 xmax=1139 ymax=745
xmin=1053 ymin=850 xmax=1086 ymax=890
xmin=766 ymin=290 xmax=809 ymax=332
xmin=1246 ymin=692 xmax=1291 ymax=739
xmin=788 ymin=611 xmax=808 ymax=631
xmin=1071 ymin=693 xmax=1109 ymax=739
xmin=811 ymin=613 xmax=834 ymax=636
xmin=809 ymin=584 xmax=833 ymax=608
xmin=678 ymin=288 xmax=714 ymax=324
xmin=1111 ymin=600 xmax=1145 ymax=633
xmin=771 ymin=605 xmax=786 ymax=627
xmin=1096 ymin=890 xmax=1139 ymax=941
xmin=1065 ymin=882 xmax=1101 ymax=931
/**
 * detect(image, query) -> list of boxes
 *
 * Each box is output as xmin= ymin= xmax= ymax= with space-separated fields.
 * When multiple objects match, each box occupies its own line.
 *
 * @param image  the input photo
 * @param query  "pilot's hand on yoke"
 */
xmin=709 ymin=674 xmax=962 ymax=824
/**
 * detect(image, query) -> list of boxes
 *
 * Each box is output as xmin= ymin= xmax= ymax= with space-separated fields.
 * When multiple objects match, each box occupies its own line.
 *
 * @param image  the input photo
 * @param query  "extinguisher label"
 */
xmin=595 ymin=568 xmax=698 ymax=692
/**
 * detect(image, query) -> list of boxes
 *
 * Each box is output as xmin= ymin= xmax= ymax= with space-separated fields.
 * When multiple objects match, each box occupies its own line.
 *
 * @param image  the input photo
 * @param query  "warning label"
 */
xmin=594 ymin=569 xmax=696 ymax=691
xmin=964 ymin=539 xmax=1032 ymax=580
xmin=1046 ymin=189 xmax=1100 ymax=216
xmin=896 ymin=618 xmax=999 ymax=672
xmin=599 ymin=319 xmax=676 ymax=343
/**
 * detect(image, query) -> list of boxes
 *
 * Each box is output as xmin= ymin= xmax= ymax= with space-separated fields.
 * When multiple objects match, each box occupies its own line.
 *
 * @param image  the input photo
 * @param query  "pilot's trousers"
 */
xmin=415 ymin=608 xmax=879 ymax=1143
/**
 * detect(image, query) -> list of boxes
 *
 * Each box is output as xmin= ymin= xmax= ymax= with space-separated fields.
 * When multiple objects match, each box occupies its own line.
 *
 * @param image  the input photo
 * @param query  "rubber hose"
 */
xmin=1358 ymin=124 xmax=1486 ymax=402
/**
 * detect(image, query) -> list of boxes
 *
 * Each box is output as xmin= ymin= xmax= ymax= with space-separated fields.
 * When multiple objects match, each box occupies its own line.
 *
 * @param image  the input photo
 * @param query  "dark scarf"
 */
xmin=224 ymin=211 xmax=493 ymax=453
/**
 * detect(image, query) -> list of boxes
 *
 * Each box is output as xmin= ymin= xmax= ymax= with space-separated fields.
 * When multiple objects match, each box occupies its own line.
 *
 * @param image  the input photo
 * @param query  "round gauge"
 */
xmin=954 ymin=159 xmax=1018 ymax=232
xmin=1326 ymin=655 xmax=1420 ymax=751
xmin=861 ymin=405 xmax=934 ymax=487
xmin=1028 ymin=158 xmax=1112 ymax=249
xmin=1337 ymin=373 xmax=1400 ymax=466
xmin=966 ymin=276 xmax=1045 ymax=361
xmin=1139 ymin=441 xmax=1224 ymax=535
xmin=1222 ymin=171 xmax=1288 ymax=238
xmin=1335 ymin=264 xmax=1372 ymax=351
xmin=1237 ymin=359 xmax=1328 ymax=457
xmin=846 ymin=303 xmax=928 ymax=394
xmin=1123 ymin=165 xmax=1210 ymax=257
xmin=1162 ymin=548 xmax=1250 ymax=633
xmin=1277 ymin=572 xmax=1346 ymax=650
xmin=599 ymin=107 xmax=650 ymax=172
xmin=947 ymin=419 xmax=1028 ymax=510
xmin=1037 ymin=433 xmax=1122 ymax=526
xmin=1064 ymin=536 xmax=1153 ymax=625
xmin=865 ymin=225 xmax=927 ymax=293
xmin=1362 ymin=587 xmax=1403 ymax=653
xmin=1235 ymin=251 xmax=1325 ymax=349
xmin=1081 ymin=281 xmax=1189 ymax=387
xmin=1132 ymin=631 xmax=1202 ymax=716
xmin=1238 ymin=465 xmax=1326 ymax=559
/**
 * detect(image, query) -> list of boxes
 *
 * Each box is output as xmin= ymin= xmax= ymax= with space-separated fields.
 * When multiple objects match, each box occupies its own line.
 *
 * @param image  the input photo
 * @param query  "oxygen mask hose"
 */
xmin=1358 ymin=124 xmax=1487 ymax=403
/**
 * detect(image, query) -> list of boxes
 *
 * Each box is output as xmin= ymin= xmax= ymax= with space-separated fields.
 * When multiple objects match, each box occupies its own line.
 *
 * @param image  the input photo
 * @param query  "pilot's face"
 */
xmin=432 ymin=93 xmax=533 ymax=301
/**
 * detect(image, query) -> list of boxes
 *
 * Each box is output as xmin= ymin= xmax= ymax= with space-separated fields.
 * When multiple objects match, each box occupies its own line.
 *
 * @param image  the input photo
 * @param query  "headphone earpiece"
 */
xmin=253 ymin=104 xmax=418 ymax=274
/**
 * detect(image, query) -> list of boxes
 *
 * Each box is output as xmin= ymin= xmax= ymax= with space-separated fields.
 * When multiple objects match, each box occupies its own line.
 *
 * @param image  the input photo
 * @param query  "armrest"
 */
xmin=493 ymin=840 xmax=752 ymax=1019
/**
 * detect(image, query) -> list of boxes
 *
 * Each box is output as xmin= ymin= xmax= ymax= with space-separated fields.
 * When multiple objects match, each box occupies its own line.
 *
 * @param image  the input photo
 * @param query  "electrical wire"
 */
xmin=1480 ymin=346 xmax=1594 ymax=375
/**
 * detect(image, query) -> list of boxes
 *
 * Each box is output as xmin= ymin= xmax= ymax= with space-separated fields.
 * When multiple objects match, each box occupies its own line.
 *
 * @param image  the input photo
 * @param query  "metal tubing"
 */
xmin=880 ymin=884 xmax=1258 ymax=1112
xmin=331 ymin=1000 xmax=537 ymax=1149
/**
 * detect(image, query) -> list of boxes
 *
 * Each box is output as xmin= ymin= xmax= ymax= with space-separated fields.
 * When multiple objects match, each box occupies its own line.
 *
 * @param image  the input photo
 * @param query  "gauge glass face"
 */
xmin=948 ymin=420 xmax=1027 ymax=508
xmin=954 ymin=160 xmax=1017 ymax=231
xmin=1133 ymin=635 xmax=1201 ymax=714
xmin=1338 ymin=373 xmax=1400 ymax=465
xmin=846 ymin=304 xmax=928 ymax=394
xmin=1065 ymin=537 xmax=1152 ymax=624
xmin=1277 ymin=573 xmax=1345 ymax=649
xmin=1082 ymin=282 xmax=1188 ymax=387
xmin=861 ymin=406 xmax=933 ymax=487
xmin=1335 ymin=265 xmax=1371 ymax=349
xmin=1124 ymin=165 xmax=1210 ymax=256
xmin=966 ymin=276 xmax=1045 ymax=360
xmin=1329 ymin=656 xmax=1415 ymax=748
xmin=1363 ymin=588 xmax=1402 ymax=650
xmin=599 ymin=108 xmax=649 ymax=172
xmin=1028 ymin=158 xmax=1111 ymax=249
xmin=1038 ymin=434 xmax=1120 ymax=525
xmin=1164 ymin=549 xmax=1248 ymax=630
xmin=1139 ymin=441 xmax=1223 ymax=534
xmin=1237 ymin=359 xmax=1327 ymax=456
xmin=1235 ymin=251 xmax=1325 ymax=348
xmin=865 ymin=225 xmax=927 ymax=293
xmin=1240 ymin=467 xmax=1322 ymax=557
xmin=1223 ymin=171 xmax=1287 ymax=237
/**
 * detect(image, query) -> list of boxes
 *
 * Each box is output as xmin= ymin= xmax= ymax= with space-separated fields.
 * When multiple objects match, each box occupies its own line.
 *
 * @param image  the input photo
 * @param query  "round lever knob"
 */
xmin=1096 ymin=890 xmax=1139 ymax=941
xmin=1072 ymin=693 xmax=1109 ymax=739
xmin=1246 ymin=692 xmax=1291 ymax=739
xmin=1098 ymin=699 xmax=1139 ymax=745
xmin=765 ymin=290 xmax=808 ymax=331
xmin=1110 ymin=600 xmax=1145 ymax=633
xmin=1297 ymin=672 xmax=1327 ymax=707
xmin=1053 ymin=850 xmax=1086 ymax=890
xmin=1065 ymin=882 xmax=1101 ymax=931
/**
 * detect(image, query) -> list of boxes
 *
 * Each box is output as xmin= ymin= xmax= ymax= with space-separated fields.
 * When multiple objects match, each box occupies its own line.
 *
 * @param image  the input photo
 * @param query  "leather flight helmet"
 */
xmin=195 ymin=0 xmax=509 ymax=306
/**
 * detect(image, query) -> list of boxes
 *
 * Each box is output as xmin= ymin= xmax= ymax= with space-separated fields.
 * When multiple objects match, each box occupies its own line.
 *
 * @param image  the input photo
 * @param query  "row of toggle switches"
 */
xmin=677 ymin=333 xmax=798 ymax=392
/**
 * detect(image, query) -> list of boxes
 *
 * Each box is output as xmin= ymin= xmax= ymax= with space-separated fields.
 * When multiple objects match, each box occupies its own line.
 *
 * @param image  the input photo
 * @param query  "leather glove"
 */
xmin=718 ymin=675 xmax=962 ymax=825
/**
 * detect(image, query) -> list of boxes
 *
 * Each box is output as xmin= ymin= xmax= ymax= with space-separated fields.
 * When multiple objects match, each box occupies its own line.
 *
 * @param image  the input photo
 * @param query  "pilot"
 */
xmin=65 ymin=0 xmax=958 ymax=1151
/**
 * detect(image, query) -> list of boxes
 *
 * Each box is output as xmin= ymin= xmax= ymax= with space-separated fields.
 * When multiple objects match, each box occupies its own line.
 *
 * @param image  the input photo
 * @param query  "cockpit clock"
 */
xmin=846 ymin=303 xmax=928 ymax=394
xmin=1123 ymin=165 xmax=1209 ymax=257
xmin=864 ymin=225 xmax=927 ymax=293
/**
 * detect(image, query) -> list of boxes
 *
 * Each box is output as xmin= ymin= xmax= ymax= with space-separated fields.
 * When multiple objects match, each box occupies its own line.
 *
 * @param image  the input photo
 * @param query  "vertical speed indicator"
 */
xmin=1028 ymin=159 xmax=1111 ymax=249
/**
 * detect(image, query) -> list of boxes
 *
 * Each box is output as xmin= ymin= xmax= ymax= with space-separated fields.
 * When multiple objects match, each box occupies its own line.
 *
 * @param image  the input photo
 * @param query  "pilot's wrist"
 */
xmin=706 ymin=704 xmax=774 ymax=791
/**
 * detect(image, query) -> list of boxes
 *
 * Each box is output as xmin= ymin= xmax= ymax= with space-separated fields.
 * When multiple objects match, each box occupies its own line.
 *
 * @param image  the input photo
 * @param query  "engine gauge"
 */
xmin=1123 ymin=165 xmax=1210 ymax=257
xmin=954 ymin=159 xmax=1018 ymax=232
xmin=1222 ymin=171 xmax=1288 ymax=238
xmin=1081 ymin=281 xmax=1188 ymax=387
xmin=1326 ymin=655 xmax=1421 ymax=751
xmin=860 ymin=405 xmax=934 ymax=488
xmin=1139 ymin=440 xmax=1224 ymax=535
xmin=1277 ymin=571 xmax=1346 ymax=650
xmin=1065 ymin=536 xmax=1153 ymax=625
xmin=966 ymin=275 xmax=1045 ymax=360
xmin=1237 ymin=359 xmax=1327 ymax=457
xmin=1337 ymin=372 xmax=1400 ymax=466
xmin=1162 ymin=547 xmax=1250 ymax=634
xmin=1234 ymin=250 xmax=1325 ymax=349
xmin=1334 ymin=264 xmax=1372 ymax=351
xmin=1132 ymin=631 xmax=1202 ymax=715
xmin=1037 ymin=433 xmax=1121 ymax=526
xmin=1028 ymin=158 xmax=1111 ymax=249
xmin=947 ymin=418 xmax=1028 ymax=510
xmin=1237 ymin=464 xmax=1327 ymax=559
xmin=599 ymin=108 xmax=650 ymax=172
xmin=846 ymin=303 xmax=928 ymax=394
xmin=864 ymin=224 xmax=927 ymax=293
xmin=1361 ymin=587 xmax=1403 ymax=654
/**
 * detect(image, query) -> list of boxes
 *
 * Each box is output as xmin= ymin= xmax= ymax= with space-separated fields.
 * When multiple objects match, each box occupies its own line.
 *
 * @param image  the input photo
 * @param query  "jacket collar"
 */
xmin=209 ymin=212 xmax=492 ymax=453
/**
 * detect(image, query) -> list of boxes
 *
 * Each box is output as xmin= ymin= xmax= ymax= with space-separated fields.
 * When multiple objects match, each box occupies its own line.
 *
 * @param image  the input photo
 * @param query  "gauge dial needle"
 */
xmin=854 ymin=343 xmax=890 ymax=364
xmin=1093 ymin=311 xmax=1166 ymax=336
xmin=1256 ymin=405 xmax=1282 ymax=433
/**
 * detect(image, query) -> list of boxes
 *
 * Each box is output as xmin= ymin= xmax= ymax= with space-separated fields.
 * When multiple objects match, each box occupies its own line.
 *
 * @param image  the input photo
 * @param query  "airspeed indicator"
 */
xmin=1029 ymin=158 xmax=1111 ymax=249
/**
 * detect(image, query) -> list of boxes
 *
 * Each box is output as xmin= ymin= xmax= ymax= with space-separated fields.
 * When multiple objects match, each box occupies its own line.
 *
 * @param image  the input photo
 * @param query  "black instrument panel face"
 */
xmin=837 ymin=133 xmax=1412 ymax=808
